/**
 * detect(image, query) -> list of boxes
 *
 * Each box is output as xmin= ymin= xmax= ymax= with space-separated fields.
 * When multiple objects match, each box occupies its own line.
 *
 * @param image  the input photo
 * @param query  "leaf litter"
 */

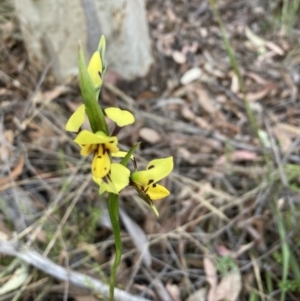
xmin=0 ymin=0 xmax=300 ymax=300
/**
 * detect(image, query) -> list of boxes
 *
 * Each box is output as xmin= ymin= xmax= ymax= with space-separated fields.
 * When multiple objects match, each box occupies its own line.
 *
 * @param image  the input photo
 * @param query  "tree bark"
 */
xmin=14 ymin=0 xmax=153 ymax=82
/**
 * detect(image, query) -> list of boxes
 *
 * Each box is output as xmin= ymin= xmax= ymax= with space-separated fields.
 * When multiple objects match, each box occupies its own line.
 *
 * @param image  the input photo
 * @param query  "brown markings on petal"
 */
xmin=147 ymin=165 xmax=155 ymax=170
xmin=133 ymin=157 xmax=138 ymax=170
xmin=97 ymin=156 xmax=102 ymax=159
xmin=109 ymin=140 xmax=114 ymax=143
xmin=98 ymin=71 xmax=102 ymax=78
xmin=152 ymin=183 xmax=157 ymax=188
xmin=148 ymin=179 xmax=154 ymax=185
xmin=146 ymin=194 xmax=154 ymax=205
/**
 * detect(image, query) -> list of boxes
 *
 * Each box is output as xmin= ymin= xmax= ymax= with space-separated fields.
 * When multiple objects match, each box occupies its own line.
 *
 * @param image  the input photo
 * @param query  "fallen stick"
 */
xmin=0 ymin=240 xmax=151 ymax=301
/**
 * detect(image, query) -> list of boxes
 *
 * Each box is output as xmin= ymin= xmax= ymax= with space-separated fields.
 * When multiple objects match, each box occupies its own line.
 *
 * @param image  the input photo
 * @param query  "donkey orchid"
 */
xmin=66 ymin=105 xmax=134 ymax=194
xmin=131 ymin=157 xmax=173 ymax=215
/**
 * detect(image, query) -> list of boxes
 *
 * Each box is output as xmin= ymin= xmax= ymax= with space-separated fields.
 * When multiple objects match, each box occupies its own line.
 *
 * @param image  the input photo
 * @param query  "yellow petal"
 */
xmin=74 ymin=130 xmax=117 ymax=146
xmin=108 ymin=163 xmax=130 ymax=192
xmin=105 ymin=107 xmax=135 ymax=127
xmin=98 ymin=183 xmax=106 ymax=195
xmin=147 ymin=183 xmax=170 ymax=200
xmin=131 ymin=157 xmax=173 ymax=186
xmin=104 ymin=140 xmax=119 ymax=154
xmin=92 ymin=144 xmax=111 ymax=178
xmin=65 ymin=104 xmax=86 ymax=132
xmin=80 ymin=144 xmax=97 ymax=156
xmin=93 ymin=176 xmax=109 ymax=194
xmin=87 ymin=51 xmax=103 ymax=88
xmin=112 ymin=151 xmax=134 ymax=159
xmin=94 ymin=163 xmax=130 ymax=194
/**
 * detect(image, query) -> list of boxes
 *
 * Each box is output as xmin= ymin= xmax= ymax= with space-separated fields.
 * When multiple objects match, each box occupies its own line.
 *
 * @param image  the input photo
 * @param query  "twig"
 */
xmin=282 ymin=135 xmax=300 ymax=165
xmin=265 ymin=119 xmax=288 ymax=187
xmin=0 ymin=240 xmax=151 ymax=301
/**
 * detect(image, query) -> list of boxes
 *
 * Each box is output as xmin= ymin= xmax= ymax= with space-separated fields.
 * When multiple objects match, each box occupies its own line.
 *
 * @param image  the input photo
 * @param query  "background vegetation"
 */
xmin=0 ymin=0 xmax=300 ymax=300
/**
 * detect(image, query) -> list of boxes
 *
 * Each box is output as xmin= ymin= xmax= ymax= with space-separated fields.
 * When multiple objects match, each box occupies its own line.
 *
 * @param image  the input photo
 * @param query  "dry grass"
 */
xmin=0 ymin=0 xmax=300 ymax=300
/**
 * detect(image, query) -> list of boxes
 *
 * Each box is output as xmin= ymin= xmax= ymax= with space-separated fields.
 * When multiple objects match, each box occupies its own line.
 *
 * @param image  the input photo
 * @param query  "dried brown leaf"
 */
xmin=181 ymin=106 xmax=196 ymax=121
xmin=32 ymin=85 xmax=69 ymax=105
xmin=245 ymin=72 xmax=268 ymax=85
xmin=204 ymin=256 xmax=217 ymax=301
xmin=246 ymin=87 xmax=270 ymax=102
xmin=230 ymin=72 xmax=239 ymax=93
xmin=0 ymin=130 xmax=14 ymax=162
xmin=139 ymin=128 xmax=161 ymax=144
xmin=245 ymin=26 xmax=266 ymax=53
xmin=195 ymin=116 xmax=212 ymax=130
xmin=180 ymin=68 xmax=202 ymax=85
xmin=0 ymin=21 xmax=15 ymax=40
xmin=277 ymin=123 xmax=300 ymax=136
xmin=203 ymin=61 xmax=226 ymax=78
xmin=214 ymin=269 xmax=242 ymax=301
xmin=0 ymin=218 xmax=11 ymax=241
xmin=265 ymin=41 xmax=284 ymax=55
xmin=215 ymin=151 xmax=258 ymax=166
xmin=0 ymin=155 xmax=24 ymax=188
xmin=195 ymin=88 xmax=217 ymax=115
xmin=172 ymin=51 xmax=186 ymax=64
xmin=273 ymin=123 xmax=300 ymax=153
xmin=185 ymin=288 xmax=207 ymax=301
xmin=215 ymin=245 xmax=232 ymax=257
xmin=166 ymin=282 xmax=181 ymax=301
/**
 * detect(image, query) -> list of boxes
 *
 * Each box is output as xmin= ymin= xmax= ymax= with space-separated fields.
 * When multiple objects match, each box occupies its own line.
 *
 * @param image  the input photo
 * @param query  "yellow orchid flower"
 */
xmin=94 ymin=163 xmax=130 ymax=195
xmin=73 ymin=130 xmax=130 ymax=193
xmin=130 ymin=157 xmax=173 ymax=215
xmin=74 ymin=129 xmax=117 ymax=167
xmin=66 ymin=104 xmax=134 ymax=194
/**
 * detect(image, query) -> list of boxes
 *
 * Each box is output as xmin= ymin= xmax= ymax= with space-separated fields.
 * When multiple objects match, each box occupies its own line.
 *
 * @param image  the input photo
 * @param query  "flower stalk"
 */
xmin=66 ymin=36 xmax=173 ymax=301
xmin=108 ymin=193 xmax=121 ymax=301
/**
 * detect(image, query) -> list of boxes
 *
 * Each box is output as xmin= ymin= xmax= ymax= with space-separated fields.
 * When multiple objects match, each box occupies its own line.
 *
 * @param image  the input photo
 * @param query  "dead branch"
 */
xmin=0 ymin=240 xmax=151 ymax=301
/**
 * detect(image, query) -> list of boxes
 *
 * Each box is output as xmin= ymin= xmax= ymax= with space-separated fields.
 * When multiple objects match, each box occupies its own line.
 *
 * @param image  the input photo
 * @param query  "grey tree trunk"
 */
xmin=14 ymin=0 xmax=153 ymax=82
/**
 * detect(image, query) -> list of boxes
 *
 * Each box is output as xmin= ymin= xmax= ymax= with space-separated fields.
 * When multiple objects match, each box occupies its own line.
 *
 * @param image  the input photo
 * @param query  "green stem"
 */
xmin=107 ymin=193 xmax=122 ymax=301
xmin=274 ymin=205 xmax=289 ymax=301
